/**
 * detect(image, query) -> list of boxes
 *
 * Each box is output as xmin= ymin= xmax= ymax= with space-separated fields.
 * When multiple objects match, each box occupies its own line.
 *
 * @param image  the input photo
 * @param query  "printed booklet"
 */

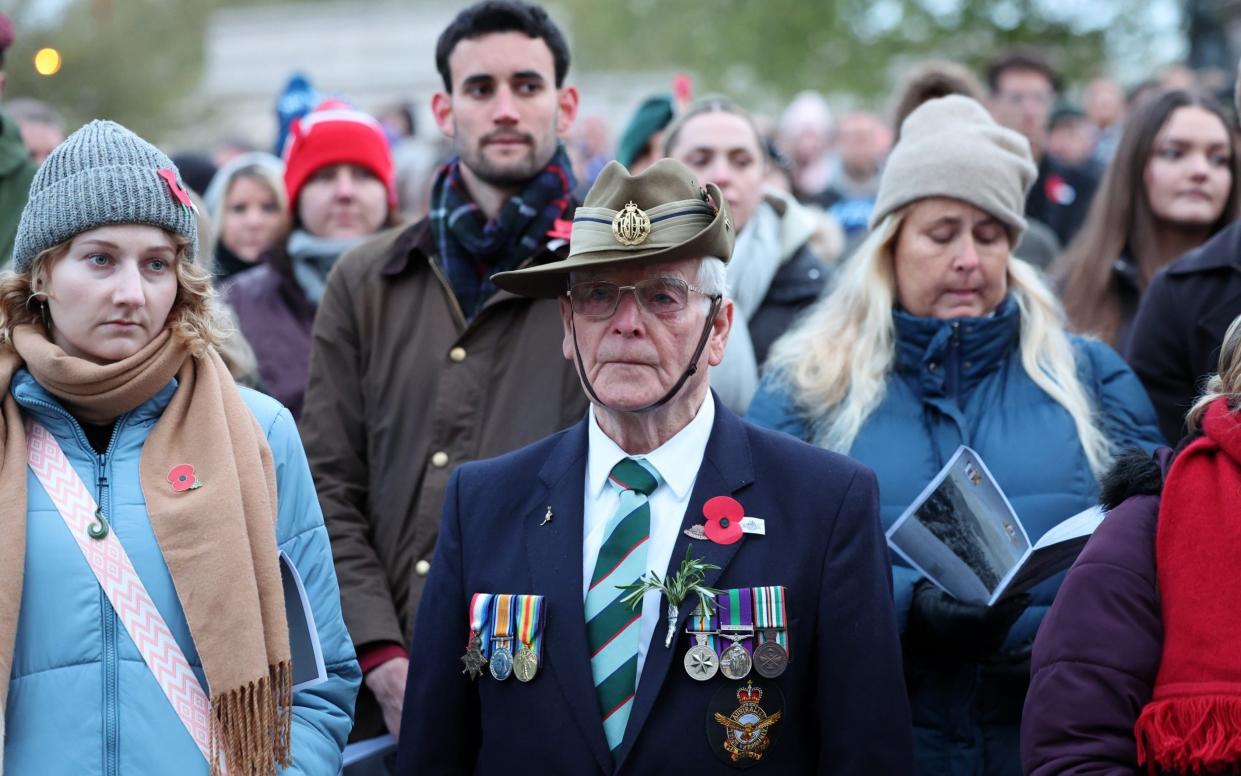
xmin=885 ymin=446 xmax=1104 ymax=606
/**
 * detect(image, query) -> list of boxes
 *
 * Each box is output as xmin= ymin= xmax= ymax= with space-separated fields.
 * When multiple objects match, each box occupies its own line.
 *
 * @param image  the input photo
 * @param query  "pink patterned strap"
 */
xmin=26 ymin=421 xmax=215 ymax=766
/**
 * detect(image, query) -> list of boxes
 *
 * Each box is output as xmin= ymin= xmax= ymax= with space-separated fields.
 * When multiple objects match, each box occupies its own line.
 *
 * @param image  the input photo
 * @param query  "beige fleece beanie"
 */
xmin=869 ymin=95 xmax=1037 ymax=240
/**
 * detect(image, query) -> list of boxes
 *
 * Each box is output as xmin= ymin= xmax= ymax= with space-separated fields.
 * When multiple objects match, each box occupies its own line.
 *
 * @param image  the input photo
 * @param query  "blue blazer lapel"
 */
xmin=524 ymin=418 xmax=613 ymax=775
xmin=614 ymin=402 xmax=756 ymax=772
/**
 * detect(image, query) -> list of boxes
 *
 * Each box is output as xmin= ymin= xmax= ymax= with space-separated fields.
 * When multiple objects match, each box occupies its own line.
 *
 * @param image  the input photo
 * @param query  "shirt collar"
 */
xmin=587 ymin=391 xmax=716 ymax=501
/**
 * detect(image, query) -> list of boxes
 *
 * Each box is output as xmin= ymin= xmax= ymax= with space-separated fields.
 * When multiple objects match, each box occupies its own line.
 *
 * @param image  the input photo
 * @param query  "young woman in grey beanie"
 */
xmin=0 ymin=120 xmax=359 ymax=774
xmin=746 ymin=95 xmax=1165 ymax=776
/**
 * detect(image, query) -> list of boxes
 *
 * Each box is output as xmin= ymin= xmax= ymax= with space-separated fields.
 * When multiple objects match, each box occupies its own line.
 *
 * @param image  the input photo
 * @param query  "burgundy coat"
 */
xmin=1020 ymin=450 xmax=1171 ymax=775
xmin=222 ymin=246 xmax=316 ymax=419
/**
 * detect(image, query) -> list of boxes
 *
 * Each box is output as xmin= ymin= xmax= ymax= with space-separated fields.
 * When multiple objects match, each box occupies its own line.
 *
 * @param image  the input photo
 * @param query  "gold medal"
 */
xmin=514 ymin=645 xmax=539 ymax=682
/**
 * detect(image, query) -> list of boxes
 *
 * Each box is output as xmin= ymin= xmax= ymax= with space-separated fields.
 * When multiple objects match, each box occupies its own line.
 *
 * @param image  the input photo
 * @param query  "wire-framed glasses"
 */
xmin=567 ymin=277 xmax=717 ymax=318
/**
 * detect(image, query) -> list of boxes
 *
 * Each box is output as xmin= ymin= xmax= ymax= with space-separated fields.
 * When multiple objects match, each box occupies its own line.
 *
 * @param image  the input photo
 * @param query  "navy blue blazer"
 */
xmin=397 ymin=401 xmax=913 ymax=774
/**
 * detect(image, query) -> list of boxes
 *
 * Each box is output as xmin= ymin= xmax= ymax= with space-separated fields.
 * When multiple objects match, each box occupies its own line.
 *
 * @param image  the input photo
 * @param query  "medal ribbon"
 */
xmin=687 ymin=596 xmax=718 ymax=653
xmin=468 ymin=592 xmax=496 ymax=657
xmin=753 ymin=585 xmax=789 ymax=656
xmin=717 ymin=587 xmax=755 ymax=653
xmin=491 ymin=593 xmax=515 ymax=649
xmin=515 ymin=594 xmax=546 ymax=657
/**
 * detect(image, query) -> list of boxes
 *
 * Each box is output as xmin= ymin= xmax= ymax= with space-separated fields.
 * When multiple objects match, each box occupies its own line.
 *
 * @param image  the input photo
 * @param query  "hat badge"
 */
xmin=612 ymin=201 xmax=652 ymax=247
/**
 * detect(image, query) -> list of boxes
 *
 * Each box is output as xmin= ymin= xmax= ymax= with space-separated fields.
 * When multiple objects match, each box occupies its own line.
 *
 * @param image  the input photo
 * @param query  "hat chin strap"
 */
xmin=571 ymin=296 xmax=722 ymax=414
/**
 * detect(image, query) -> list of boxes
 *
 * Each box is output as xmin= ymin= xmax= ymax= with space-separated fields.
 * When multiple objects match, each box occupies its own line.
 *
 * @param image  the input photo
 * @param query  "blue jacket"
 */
xmin=747 ymin=298 xmax=1164 ymax=775
xmin=5 ymin=370 xmax=360 ymax=775
xmin=398 ymin=401 xmax=913 ymax=774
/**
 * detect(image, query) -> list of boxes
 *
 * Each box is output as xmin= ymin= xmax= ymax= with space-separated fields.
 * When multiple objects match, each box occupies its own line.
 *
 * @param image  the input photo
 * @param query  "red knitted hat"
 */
xmin=281 ymin=100 xmax=396 ymax=212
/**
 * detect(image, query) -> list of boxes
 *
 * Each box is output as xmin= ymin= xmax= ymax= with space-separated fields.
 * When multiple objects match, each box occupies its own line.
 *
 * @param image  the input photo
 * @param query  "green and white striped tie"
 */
xmin=586 ymin=457 xmax=661 ymax=752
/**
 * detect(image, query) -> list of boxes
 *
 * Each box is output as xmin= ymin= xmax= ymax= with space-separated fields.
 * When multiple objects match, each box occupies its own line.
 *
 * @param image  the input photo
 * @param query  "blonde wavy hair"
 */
xmin=764 ymin=209 xmax=1115 ymax=478
xmin=0 ymin=231 xmax=225 ymax=357
xmin=1187 ymin=313 xmax=1241 ymax=432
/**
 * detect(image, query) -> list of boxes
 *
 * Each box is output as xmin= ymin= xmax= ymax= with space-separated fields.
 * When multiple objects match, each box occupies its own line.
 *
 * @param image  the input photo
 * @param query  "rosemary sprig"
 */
xmin=617 ymin=546 xmax=722 ymax=613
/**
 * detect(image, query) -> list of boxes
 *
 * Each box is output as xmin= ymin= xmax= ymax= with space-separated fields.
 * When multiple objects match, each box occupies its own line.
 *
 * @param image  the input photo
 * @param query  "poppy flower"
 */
xmin=167 ymin=464 xmax=202 ymax=492
xmin=703 ymin=495 xmax=744 ymax=545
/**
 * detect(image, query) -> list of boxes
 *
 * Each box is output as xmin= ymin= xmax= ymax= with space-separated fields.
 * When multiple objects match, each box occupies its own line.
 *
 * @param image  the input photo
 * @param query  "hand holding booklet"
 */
xmin=885 ymin=446 xmax=1104 ymax=606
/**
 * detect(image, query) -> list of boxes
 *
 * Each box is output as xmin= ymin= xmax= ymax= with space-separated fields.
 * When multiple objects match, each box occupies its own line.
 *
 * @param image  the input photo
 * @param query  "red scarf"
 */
xmin=1136 ymin=397 xmax=1241 ymax=773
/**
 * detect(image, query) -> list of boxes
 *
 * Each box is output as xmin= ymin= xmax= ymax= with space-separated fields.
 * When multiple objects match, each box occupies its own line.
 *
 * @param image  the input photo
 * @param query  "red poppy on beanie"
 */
xmin=281 ymin=100 xmax=396 ymax=213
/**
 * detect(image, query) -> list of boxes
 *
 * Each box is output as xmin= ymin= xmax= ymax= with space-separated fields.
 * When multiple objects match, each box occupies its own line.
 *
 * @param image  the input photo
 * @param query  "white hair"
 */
xmin=780 ymin=91 xmax=835 ymax=138
xmin=696 ymin=256 xmax=729 ymax=298
xmin=763 ymin=209 xmax=1114 ymax=479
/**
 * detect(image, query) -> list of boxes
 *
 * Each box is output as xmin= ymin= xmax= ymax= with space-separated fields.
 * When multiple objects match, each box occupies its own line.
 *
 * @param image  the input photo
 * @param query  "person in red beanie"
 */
xmin=1022 ymin=311 xmax=1241 ymax=775
xmin=222 ymin=100 xmax=397 ymax=418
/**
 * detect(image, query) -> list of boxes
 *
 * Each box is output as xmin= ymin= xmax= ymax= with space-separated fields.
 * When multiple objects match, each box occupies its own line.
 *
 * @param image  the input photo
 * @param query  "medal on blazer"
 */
xmin=683 ymin=598 xmax=720 ymax=680
xmin=708 ymin=681 xmax=784 ymax=767
xmin=717 ymin=589 xmax=755 ymax=681
xmin=461 ymin=593 xmax=494 ymax=680
xmin=489 ymin=594 xmax=516 ymax=681
xmin=751 ymin=586 xmax=789 ymax=679
xmin=513 ymin=594 xmax=546 ymax=683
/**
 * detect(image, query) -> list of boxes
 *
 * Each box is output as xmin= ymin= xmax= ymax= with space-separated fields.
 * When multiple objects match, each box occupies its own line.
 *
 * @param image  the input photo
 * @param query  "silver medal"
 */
xmin=489 ymin=638 xmax=513 ymax=681
xmin=719 ymin=641 xmax=752 ymax=680
xmin=684 ymin=634 xmax=719 ymax=681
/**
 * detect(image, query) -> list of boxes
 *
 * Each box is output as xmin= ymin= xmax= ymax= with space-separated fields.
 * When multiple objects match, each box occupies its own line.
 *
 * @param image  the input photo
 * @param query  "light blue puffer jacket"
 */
xmin=4 ymin=369 xmax=360 ymax=775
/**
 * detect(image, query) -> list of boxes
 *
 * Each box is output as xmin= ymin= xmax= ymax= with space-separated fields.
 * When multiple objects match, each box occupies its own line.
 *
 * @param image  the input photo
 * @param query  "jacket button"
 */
xmin=431 ymin=451 xmax=449 ymax=468
xmin=415 ymin=560 xmax=431 ymax=576
xmin=928 ymin=362 xmax=938 ymax=372
xmin=448 ymin=347 xmax=466 ymax=363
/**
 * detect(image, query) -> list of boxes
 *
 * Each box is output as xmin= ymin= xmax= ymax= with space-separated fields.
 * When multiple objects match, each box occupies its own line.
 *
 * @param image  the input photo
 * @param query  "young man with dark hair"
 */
xmin=300 ymin=0 xmax=588 ymax=742
xmin=987 ymin=47 xmax=1098 ymax=246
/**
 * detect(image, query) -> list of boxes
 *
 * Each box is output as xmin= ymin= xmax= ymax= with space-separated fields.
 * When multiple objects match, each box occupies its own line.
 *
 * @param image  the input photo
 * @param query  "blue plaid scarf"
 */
xmin=429 ymin=145 xmax=575 ymax=319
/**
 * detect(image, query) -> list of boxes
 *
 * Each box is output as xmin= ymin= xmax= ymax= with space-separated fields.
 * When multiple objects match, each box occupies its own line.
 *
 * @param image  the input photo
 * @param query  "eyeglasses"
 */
xmin=566 ymin=277 xmax=717 ymax=318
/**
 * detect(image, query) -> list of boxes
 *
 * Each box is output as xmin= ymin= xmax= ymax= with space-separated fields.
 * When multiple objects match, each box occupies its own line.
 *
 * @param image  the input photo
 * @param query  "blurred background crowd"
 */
xmin=5 ymin=2 xmax=1241 ymax=773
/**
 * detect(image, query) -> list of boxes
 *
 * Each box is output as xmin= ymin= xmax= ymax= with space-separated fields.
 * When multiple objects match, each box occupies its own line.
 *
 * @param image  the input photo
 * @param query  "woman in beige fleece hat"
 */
xmin=747 ymin=95 xmax=1165 ymax=776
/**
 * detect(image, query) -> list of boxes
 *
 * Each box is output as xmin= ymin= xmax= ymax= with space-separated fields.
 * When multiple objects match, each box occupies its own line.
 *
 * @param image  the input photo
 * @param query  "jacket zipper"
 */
xmin=96 ymin=445 xmax=119 ymax=776
xmin=25 ymin=398 xmax=127 ymax=776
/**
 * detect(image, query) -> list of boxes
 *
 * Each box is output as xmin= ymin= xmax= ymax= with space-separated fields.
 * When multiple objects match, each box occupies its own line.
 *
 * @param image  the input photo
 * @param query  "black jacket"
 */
xmin=1025 ymin=156 xmax=1099 ymax=248
xmin=749 ymin=241 xmax=830 ymax=366
xmin=1126 ymin=218 xmax=1241 ymax=443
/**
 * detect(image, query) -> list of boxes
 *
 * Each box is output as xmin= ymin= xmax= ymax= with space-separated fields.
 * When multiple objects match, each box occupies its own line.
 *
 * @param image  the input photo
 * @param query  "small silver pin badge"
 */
xmin=540 ymin=507 xmax=553 ymax=526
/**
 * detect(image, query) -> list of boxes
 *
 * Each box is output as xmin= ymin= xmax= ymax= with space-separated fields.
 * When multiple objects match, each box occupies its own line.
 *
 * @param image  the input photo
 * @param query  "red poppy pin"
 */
xmin=156 ymin=169 xmax=196 ymax=214
xmin=684 ymin=496 xmax=766 ymax=544
xmin=167 ymin=464 xmax=203 ymax=492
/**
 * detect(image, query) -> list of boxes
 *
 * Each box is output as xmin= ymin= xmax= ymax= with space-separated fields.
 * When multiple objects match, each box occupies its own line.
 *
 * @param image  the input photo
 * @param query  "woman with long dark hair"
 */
xmin=1053 ymin=89 xmax=1239 ymax=349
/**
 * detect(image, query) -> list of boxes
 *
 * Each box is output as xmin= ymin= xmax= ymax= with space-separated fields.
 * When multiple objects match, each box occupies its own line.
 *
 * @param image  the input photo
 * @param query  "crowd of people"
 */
xmin=0 ymin=1 xmax=1240 ymax=774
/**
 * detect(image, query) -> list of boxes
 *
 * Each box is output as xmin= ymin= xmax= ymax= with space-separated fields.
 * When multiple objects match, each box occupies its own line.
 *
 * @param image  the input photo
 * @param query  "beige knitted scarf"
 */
xmin=0 ymin=325 xmax=291 ymax=775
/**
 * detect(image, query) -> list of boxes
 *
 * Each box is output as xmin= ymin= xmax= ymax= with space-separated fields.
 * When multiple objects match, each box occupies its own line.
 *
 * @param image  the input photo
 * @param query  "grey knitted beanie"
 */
xmin=869 ymin=95 xmax=1037 ymax=240
xmin=13 ymin=119 xmax=199 ymax=272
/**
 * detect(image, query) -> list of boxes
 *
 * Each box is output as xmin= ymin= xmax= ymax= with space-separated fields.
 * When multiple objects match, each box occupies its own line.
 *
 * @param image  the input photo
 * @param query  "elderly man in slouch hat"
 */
xmin=397 ymin=159 xmax=912 ymax=774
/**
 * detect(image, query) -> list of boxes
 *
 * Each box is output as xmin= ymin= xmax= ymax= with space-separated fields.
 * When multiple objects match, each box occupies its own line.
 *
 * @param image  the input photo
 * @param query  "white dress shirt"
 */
xmin=582 ymin=391 xmax=716 ymax=683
